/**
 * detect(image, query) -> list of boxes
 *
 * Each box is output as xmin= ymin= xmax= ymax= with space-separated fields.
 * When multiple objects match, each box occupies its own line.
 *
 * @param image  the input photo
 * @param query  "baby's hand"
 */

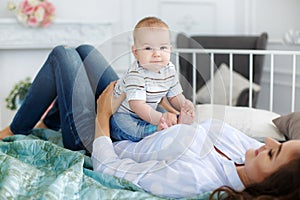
xmin=157 ymin=117 xmax=169 ymax=131
xmin=157 ymin=112 xmax=177 ymax=131
xmin=162 ymin=112 xmax=178 ymax=127
xmin=182 ymin=100 xmax=195 ymax=116
xmin=178 ymin=100 xmax=195 ymax=124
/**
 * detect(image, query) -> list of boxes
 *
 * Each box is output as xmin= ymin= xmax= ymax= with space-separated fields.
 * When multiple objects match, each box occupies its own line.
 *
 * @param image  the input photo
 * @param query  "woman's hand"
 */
xmin=95 ymin=81 xmax=125 ymax=139
xmin=157 ymin=112 xmax=178 ymax=131
xmin=162 ymin=112 xmax=178 ymax=127
xmin=96 ymin=81 xmax=125 ymax=118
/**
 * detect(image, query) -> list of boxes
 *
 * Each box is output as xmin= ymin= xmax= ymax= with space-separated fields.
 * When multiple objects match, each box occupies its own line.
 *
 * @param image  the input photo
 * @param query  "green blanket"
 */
xmin=0 ymin=129 xmax=212 ymax=200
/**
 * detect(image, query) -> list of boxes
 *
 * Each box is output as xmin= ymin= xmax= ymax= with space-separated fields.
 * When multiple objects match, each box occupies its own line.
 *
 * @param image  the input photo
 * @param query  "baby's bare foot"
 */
xmin=177 ymin=111 xmax=194 ymax=124
xmin=0 ymin=126 xmax=14 ymax=140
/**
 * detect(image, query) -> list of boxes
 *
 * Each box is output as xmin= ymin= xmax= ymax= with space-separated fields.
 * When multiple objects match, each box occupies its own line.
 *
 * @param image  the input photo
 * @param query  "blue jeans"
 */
xmin=109 ymin=103 xmax=168 ymax=141
xmin=110 ymin=113 xmax=157 ymax=142
xmin=10 ymin=45 xmax=118 ymax=152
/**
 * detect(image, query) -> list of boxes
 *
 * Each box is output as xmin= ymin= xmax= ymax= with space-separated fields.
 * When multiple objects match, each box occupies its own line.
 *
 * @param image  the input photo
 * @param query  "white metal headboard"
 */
xmin=173 ymin=48 xmax=300 ymax=112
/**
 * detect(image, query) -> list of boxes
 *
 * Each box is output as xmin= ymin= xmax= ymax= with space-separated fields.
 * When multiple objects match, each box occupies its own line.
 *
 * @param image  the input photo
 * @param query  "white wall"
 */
xmin=253 ymin=0 xmax=300 ymax=42
xmin=0 ymin=0 xmax=300 ymax=128
xmin=0 ymin=50 xmax=50 ymax=126
xmin=1 ymin=0 xmax=299 ymax=42
xmin=109 ymin=0 xmax=300 ymax=41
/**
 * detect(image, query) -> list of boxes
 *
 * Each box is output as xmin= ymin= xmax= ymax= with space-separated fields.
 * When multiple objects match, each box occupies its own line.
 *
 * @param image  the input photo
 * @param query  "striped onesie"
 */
xmin=110 ymin=61 xmax=183 ymax=141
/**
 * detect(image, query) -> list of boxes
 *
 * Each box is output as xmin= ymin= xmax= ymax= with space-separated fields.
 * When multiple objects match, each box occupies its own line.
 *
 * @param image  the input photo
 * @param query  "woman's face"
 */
xmin=244 ymin=137 xmax=300 ymax=183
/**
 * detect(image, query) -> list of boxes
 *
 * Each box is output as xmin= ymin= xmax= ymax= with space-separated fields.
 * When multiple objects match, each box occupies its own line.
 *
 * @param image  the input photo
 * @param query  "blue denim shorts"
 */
xmin=110 ymin=112 xmax=157 ymax=142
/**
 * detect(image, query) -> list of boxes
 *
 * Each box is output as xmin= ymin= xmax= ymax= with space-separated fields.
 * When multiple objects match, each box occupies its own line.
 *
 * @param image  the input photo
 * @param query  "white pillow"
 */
xmin=195 ymin=104 xmax=286 ymax=141
xmin=196 ymin=63 xmax=261 ymax=105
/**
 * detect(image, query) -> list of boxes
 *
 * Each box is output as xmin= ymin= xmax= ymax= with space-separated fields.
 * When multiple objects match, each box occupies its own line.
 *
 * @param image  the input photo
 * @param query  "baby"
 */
xmin=111 ymin=16 xmax=195 ymax=142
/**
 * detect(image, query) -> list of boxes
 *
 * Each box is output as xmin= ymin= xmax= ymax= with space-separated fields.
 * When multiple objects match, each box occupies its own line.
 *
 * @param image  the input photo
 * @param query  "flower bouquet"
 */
xmin=8 ymin=0 xmax=55 ymax=28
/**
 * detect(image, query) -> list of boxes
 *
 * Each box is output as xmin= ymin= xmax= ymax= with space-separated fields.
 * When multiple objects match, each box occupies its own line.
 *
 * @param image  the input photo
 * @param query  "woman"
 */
xmin=97 ymin=82 xmax=300 ymax=199
xmin=1 ymin=45 xmax=300 ymax=199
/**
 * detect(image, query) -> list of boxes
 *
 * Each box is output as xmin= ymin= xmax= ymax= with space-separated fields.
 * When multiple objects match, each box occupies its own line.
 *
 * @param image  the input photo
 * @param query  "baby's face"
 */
xmin=132 ymin=28 xmax=171 ymax=73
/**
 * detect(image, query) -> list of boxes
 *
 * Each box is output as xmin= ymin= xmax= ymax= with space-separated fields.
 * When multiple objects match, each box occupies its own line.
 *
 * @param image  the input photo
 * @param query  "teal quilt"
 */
xmin=0 ymin=129 xmax=212 ymax=200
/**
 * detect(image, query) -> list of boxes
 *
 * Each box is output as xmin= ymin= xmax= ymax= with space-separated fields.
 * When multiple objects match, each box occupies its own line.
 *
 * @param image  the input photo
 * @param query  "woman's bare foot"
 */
xmin=157 ymin=117 xmax=169 ymax=131
xmin=34 ymin=120 xmax=48 ymax=129
xmin=177 ymin=110 xmax=194 ymax=124
xmin=0 ymin=126 xmax=14 ymax=140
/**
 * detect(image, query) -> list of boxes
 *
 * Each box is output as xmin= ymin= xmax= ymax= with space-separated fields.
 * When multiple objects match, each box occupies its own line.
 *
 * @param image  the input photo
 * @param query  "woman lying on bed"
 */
xmin=1 ymin=45 xmax=300 ymax=199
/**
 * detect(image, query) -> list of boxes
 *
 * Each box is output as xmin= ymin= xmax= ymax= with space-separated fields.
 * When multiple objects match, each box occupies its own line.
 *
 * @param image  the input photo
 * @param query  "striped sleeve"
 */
xmin=125 ymin=71 xmax=146 ymax=101
xmin=167 ymin=72 xmax=183 ymax=97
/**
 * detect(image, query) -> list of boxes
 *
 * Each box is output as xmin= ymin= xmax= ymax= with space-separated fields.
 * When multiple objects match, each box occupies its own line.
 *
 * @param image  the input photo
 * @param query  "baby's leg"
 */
xmin=110 ymin=113 xmax=157 ymax=142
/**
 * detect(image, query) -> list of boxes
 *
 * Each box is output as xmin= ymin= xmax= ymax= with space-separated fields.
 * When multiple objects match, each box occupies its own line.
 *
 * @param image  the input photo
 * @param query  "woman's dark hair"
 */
xmin=209 ymin=156 xmax=300 ymax=200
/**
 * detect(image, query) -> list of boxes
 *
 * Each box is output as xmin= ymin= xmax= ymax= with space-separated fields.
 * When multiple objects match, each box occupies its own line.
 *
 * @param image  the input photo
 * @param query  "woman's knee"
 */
xmin=48 ymin=45 xmax=82 ymax=73
xmin=76 ymin=44 xmax=102 ymax=61
xmin=51 ymin=45 xmax=72 ymax=56
xmin=76 ymin=44 xmax=95 ymax=53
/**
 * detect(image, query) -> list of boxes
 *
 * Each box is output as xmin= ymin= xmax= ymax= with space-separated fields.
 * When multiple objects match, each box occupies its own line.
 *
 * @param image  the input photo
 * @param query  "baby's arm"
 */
xmin=129 ymin=100 xmax=177 ymax=126
xmin=168 ymin=93 xmax=195 ymax=113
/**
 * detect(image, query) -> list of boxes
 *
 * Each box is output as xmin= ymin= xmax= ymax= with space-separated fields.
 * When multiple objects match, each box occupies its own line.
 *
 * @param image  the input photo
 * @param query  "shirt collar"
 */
xmin=222 ymin=159 xmax=245 ymax=191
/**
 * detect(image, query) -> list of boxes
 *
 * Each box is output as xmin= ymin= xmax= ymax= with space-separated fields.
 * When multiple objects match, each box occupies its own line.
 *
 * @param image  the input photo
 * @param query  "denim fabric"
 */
xmin=110 ymin=105 xmax=169 ymax=142
xmin=10 ymin=45 xmax=118 ymax=152
xmin=110 ymin=113 xmax=157 ymax=142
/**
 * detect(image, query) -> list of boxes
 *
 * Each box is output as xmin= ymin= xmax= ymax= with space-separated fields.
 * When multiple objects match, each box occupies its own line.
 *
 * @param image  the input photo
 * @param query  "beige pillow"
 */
xmin=272 ymin=112 xmax=300 ymax=140
xmin=195 ymin=104 xmax=286 ymax=141
xmin=196 ymin=63 xmax=261 ymax=105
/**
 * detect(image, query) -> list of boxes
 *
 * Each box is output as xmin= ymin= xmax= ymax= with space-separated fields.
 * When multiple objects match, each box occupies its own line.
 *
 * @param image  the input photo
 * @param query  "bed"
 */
xmin=1 ymin=44 xmax=300 ymax=199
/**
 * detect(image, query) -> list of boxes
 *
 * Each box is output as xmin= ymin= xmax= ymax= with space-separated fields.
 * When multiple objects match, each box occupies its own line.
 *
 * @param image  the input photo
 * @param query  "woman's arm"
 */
xmin=95 ymin=81 xmax=125 ymax=139
xmin=93 ymin=81 xmax=168 ymax=183
xmin=168 ymin=94 xmax=195 ymax=114
xmin=159 ymin=97 xmax=180 ymax=115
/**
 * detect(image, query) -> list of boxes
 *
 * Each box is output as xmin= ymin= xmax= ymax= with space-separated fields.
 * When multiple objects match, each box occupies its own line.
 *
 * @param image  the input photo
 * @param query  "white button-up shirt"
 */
xmin=92 ymin=119 xmax=263 ymax=198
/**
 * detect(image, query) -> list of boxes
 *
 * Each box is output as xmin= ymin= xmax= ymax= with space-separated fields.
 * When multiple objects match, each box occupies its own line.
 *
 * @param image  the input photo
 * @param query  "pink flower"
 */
xmin=42 ymin=1 xmax=55 ymax=15
xmin=11 ymin=0 xmax=55 ymax=28
xmin=19 ymin=0 xmax=28 ymax=10
xmin=41 ymin=18 xmax=51 ymax=27
xmin=20 ymin=0 xmax=34 ymax=15
xmin=34 ymin=5 xmax=46 ymax=22
xmin=27 ymin=16 xmax=39 ymax=27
